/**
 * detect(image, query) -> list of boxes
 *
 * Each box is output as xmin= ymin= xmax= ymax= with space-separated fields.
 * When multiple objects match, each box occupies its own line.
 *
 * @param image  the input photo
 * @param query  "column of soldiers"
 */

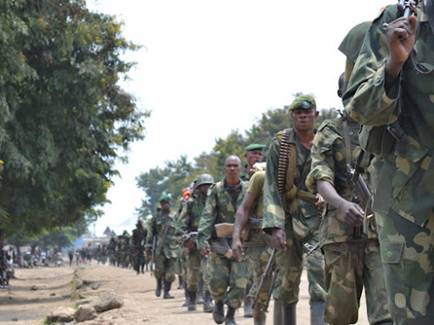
xmin=147 ymin=2 xmax=434 ymax=325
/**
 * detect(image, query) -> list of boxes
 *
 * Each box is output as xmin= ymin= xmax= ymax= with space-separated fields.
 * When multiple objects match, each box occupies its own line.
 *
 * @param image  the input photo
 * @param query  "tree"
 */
xmin=0 ymin=0 xmax=148 ymax=236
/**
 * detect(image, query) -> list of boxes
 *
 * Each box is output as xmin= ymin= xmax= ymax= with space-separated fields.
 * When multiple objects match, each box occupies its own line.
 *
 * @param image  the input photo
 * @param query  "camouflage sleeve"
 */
xmin=306 ymin=124 xmax=339 ymax=193
xmin=197 ymin=186 xmax=217 ymax=248
xmin=262 ymin=136 xmax=286 ymax=231
xmin=343 ymin=6 xmax=400 ymax=126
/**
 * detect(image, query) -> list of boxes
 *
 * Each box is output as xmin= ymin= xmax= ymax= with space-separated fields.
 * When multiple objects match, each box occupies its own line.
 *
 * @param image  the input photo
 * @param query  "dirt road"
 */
xmin=0 ymin=263 xmax=370 ymax=324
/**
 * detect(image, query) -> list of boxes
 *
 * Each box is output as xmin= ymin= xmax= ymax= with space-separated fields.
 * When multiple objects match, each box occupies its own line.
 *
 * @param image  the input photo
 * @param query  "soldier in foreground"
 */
xmin=306 ymin=87 xmax=392 ymax=324
xmin=178 ymin=173 xmax=215 ymax=312
xmin=232 ymin=163 xmax=272 ymax=325
xmin=147 ymin=193 xmax=178 ymax=299
xmin=343 ymin=1 xmax=434 ymax=323
xmin=198 ymin=155 xmax=248 ymax=325
xmin=262 ymin=95 xmax=326 ymax=325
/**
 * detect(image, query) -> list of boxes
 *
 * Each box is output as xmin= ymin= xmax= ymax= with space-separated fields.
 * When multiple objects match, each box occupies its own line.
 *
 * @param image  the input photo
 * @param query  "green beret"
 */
xmin=289 ymin=94 xmax=316 ymax=111
xmin=159 ymin=193 xmax=172 ymax=203
xmin=245 ymin=143 xmax=266 ymax=152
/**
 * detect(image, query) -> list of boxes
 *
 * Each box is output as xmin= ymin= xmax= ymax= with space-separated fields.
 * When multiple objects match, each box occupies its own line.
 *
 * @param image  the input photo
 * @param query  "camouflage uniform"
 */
xmin=262 ymin=127 xmax=326 ymax=318
xmin=147 ymin=210 xmax=178 ymax=285
xmin=178 ymin=178 xmax=214 ymax=311
xmin=240 ymin=171 xmax=274 ymax=313
xmin=343 ymin=3 xmax=434 ymax=324
xmin=197 ymin=179 xmax=249 ymax=310
xmin=306 ymin=117 xmax=392 ymax=325
xmin=132 ymin=221 xmax=147 ymax=274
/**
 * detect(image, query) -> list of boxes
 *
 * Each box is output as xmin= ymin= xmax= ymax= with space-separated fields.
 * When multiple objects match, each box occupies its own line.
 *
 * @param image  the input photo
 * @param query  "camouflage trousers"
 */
xmin=133 ymin=251 xmax=145 ymax=272
xmin=376 ymin=210 xmax=434 ymax=325
xmin=154 ymin=254 xmax=176 ymax=283
xmin=273 ymin=227 xmax=326 ymax=305
xmin=323 ymin=240 xmax=391 ymax=325
xmin=185 ymin=249 xmax=202 ymax=292
xmin=207 ymin=252 xmax=249 ymax=309
xmin=244 ymin=244 xmax=273 ymax=312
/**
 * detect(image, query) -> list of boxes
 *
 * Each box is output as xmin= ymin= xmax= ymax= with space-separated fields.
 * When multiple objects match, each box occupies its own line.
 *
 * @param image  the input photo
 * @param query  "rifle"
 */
xmin=253 ymin=248 xmax=277 ymax=312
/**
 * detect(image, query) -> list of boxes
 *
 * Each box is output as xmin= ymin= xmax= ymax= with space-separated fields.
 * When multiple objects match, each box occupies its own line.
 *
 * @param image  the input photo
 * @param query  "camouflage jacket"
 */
xmin=306 ymin=117 xmax=377 ymax=246
xmin=146 ymin=211 xmax=178 ymax=259
xmin=178 ymin=190 xmax=208 ymax=233
xmin=197 ymin=179 xmax=247 ymax=248
xmin=344 ymin=3 xmax=434 ymax=226
xmin=132 ymin=227 xmax=147 ymax=251
xmin=262 ymin=128 xmax=320 ymax=239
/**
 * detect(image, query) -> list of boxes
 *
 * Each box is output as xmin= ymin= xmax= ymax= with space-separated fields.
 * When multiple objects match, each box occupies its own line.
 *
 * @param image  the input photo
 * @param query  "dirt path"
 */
xmin=0 ymin=263 xmax=371 ymax=324
xmin=0 ymin=266 xmax=74 ymax=325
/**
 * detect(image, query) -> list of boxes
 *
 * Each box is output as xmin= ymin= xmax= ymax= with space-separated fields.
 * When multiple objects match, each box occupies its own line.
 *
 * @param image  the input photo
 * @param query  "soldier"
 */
xmin=305 ymin=92 xmax=392 ymax=324
xmin=241 ymin=144 xmax=266 ymax=181
xmin=107 ymin=236 xmax=116 ymax=266
xmin=147 ymin=193 xmax=178 ymax=299
xmin=198 ymin=155 xmax=249 ymax=325
xmin=132 ymin=219 xmax=147 ymax=274
xmin=178 ymin=173 xmax=215 ymax=312
xmin=232 ymin=163 xmax=272 ymax=325
xmin=262 ymin=94 xmax=326 ymax=325
xmin=240 ymin=143 xmax=265 ymax=318
xmin=343 ymin=2 xmax=434 ymax=324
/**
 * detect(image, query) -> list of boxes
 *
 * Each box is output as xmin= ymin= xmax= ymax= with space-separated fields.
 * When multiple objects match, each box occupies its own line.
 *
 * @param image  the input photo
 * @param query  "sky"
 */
xmin=87 ymin=0 xmax=393 ymax=236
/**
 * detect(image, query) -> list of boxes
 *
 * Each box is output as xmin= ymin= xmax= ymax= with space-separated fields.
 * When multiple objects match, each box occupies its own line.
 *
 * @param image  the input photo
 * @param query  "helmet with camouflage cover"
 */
xmin=195 ymin=173 xmax=214 ymax=188
xmin=289 ymin=94 xmax=316 ymax=111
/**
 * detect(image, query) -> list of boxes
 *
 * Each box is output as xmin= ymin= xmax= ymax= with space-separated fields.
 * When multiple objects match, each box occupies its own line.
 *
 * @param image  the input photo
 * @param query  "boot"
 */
xmin=188 ymin=291 xmax=197 ymax=311
xmin=310 ymin=301 xmax=325 ymax=325
xmin=225 ymin=306 xmax=237 ymax=325
xmin=243 ymin=296 xmax=253 ymax=318
xmin=197 ymin=280 xmax=204 ymax=304
xmin=182 ymin=289 xmax=189 ymax=307
xmin=283 ymin=302 xmax=296 ymax=325
xmin=163 ymin=281 xmax=175 ymax=299
xmin=203 ymin=290 xmax=214 ymax=313
xmin=155 ymin=279 xmax=162 ymax=297
xmin=274 ymin=300 xmax=284 ymax=325
xmin=213 ymin=301 xmax=225 ymax=324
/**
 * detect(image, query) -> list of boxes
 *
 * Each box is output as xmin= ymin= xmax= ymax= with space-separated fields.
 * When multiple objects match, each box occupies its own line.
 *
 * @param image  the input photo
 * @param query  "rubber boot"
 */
xmin=274 ymin=300 xmax=284 ymax=325
xmin=197 ymin=281 xmax=204 ymax=304
xmin=182 ymin=288 xmax=189 ymax=307
xmin=243 ymin=296 xmax=253 ymax=318
xmin=188 ymin=291 xmax=197 ymax=311
xmin=155 ymin=279 xmax=162 ymax=297
xmin=163 ymin=281 xmax=175 ymax=299
xmin=283 ymin=302 xmax=296 ymax=325
xmin=225 ymin=306 xmax=237 ymax=325
xmin=213 ymin=301 xmax=225 ymax=324
xmin=203 ymin=290 xmax=214 ymax=313
xmin=310 ymin=301 xmax=326 ymax=325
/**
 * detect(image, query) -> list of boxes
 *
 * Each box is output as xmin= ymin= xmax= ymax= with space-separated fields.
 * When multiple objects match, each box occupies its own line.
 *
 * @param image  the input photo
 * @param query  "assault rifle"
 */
xmin=253 ymin=248 xmax=277 ymax=312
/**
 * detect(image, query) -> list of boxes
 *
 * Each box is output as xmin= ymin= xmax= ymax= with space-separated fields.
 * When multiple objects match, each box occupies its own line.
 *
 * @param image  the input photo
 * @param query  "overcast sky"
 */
xmin=87 ymin=0 xmax=392 ymax=236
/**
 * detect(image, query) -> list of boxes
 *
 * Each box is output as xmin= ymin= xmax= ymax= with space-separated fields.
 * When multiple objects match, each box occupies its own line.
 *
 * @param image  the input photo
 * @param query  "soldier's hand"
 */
xmin=314 ymin=193 xmax=325 ymax=210
xmin=385 ymin=15 xmax=417 ymax=78
xmin=232 ymin=238 xmax=244 ymax=262
xmin=336 ymin=200 xmax=363 ymax=226
xmin=201 ymin=243 xmax=210 ymax=257
xmin=270 ymin=228 xmax=287 ymax=250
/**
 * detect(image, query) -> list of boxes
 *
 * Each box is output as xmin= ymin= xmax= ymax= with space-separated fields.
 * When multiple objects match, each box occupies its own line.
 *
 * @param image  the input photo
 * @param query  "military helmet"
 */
xmin=159 ymin=192 xmax=172 ymax=203
xmin=195 ymin=173 xmax=214 ymax=187
xmin=289 ymin=94 xmax=316 ymax=111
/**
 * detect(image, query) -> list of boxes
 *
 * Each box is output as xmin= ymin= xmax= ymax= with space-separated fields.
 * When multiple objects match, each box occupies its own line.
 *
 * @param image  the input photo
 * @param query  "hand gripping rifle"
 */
xmin=399 ymin=0 xmax=418 ymax=18
xmin=253 ymin=248 xmax=277 ymax=312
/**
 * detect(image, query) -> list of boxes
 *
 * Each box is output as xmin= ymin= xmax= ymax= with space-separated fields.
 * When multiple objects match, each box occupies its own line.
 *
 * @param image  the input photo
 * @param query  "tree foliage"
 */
xmin=0 ymin=0 xmax=148 ymax=236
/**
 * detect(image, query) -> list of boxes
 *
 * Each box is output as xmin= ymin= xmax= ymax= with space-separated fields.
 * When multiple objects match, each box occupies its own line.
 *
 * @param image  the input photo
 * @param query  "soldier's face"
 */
xmin=224 ymin=158 xmax=241 ymax=180
xmin=245 ymin=150 xmax=263 ymax=167
xmin=291 ymin=108 xmax=318 ymax=132
xmin=160 ymin=201 xmax=171 ymax=212
xmin=198 ymin=184 xmax=210 ymax=194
